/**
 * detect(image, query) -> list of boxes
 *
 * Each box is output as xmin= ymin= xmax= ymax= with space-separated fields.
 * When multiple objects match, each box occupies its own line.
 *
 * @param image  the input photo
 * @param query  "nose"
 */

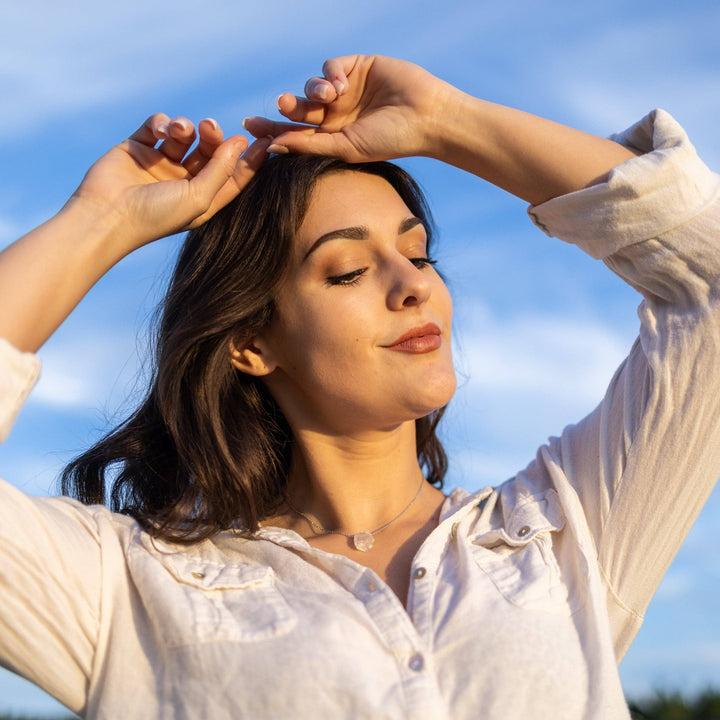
xmin=387 ymin=258 xmax=432 ymax=310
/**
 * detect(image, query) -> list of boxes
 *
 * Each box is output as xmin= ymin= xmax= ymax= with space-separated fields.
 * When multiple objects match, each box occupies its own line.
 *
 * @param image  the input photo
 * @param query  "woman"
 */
xmin=1 ymin=55 xmax=718 ymax=719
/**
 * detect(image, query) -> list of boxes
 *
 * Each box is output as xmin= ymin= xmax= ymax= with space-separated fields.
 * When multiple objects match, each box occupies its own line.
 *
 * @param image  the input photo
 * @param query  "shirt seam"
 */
xmin=597 ymin=558 xmax=645 ymax=621
xmin=84 ymin=507 xmax=110 ymax=713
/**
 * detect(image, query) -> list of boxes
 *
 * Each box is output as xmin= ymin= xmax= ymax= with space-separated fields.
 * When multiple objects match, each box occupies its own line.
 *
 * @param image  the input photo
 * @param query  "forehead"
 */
xmin=295 ymin=170 xmax=415 ymax=248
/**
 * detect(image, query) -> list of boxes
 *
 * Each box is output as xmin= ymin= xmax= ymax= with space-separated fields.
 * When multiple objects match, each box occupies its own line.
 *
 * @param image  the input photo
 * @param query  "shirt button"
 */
xmin=451 ymin=522 xmax=459 ymax=538
xmin=408 ymin=653 xmax=424 ymax=672
xmin=191 ymin=571 xmax=205 ymax=579
xmin=517 ymin=525 xmax=531 ymax=538
xmin=413 ymin=567 xmax=427 ymax=580
xmin=367 ymin=582 xmax=377 ymax=592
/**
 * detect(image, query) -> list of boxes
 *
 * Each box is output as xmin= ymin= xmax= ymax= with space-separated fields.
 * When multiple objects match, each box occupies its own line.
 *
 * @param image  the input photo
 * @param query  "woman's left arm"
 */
xmin=243 ymin=54 xmax=637 ymax=204
xmin=531 ymin=110 xmax=720 ymax=655
xmin=247 ymin=57 xmax=720 ymax=653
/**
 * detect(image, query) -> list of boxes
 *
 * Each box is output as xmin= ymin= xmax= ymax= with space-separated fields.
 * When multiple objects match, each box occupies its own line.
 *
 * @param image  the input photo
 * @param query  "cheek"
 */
xmin=434 ymin=276 xmax=454 ymax=318
xmin=273 ymin=296 xmax=374 ymax=375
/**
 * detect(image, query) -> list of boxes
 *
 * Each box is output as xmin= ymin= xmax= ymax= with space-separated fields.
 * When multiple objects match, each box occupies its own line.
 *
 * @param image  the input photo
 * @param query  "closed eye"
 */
xmin=410 ymin=257 xmax=437 ymax=269
xmin=326 ymin=268 xmax=367 ymax=287
xmin=327 ymin=257 xmax=436 ymax=287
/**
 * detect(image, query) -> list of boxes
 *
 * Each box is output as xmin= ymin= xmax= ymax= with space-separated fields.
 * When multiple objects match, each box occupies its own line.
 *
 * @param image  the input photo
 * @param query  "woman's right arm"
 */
xmin=0 ymin=114 xmax=269 ymax=353
xmin=0 ymin=117 xmax=269 ymax=712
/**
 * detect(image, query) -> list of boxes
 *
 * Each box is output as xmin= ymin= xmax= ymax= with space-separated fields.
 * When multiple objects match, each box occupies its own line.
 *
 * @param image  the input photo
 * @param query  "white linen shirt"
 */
xmin=1 ymin=110 xmax=720 ymax=720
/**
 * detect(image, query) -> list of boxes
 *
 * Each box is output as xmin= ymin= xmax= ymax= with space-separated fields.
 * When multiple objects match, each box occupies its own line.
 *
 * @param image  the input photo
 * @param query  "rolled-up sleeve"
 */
xmin=529 ymin=109 xmax=720 ymax=657
xmin=0 ymin=338 xmax=40 ymax=443
xmin=0 ymin=338 xmax=101 ymax=715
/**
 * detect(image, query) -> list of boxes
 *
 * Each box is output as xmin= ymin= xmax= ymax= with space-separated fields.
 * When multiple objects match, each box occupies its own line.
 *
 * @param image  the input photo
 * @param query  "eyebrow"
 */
xmin=302 ymin=216 xmax=424 ymax=262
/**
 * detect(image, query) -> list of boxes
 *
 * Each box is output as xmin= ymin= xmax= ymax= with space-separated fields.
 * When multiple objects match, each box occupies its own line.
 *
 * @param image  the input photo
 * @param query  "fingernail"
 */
xmin=313 ymin=82 xmax=328 ymax=100
xmin=157 ymin=121 xmax=169 ymax=137
xmin=205 ymin=117 xmax=219 ymax=130
xmin=171 ymin=118 xmax=190 ymax=132
xmin=333 ymin=80 xmax=345 ymax=96
xmin=242 ymin=117 xmax=251 ymax=130
xmin=267 ymin=144 xmax=289 ymax=155
xmin=276 ymin=94 xmax=285 ymax=110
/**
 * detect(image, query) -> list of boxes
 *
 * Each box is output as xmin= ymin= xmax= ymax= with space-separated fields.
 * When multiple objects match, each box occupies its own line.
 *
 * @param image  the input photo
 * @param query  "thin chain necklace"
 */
xmin=284 ymin=475 xmax=425 ymax=552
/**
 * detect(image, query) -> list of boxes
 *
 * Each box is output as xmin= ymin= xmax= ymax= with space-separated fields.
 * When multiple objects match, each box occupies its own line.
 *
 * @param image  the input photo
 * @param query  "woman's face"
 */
xmin=259 ymin=170 xmax=456 ymax=435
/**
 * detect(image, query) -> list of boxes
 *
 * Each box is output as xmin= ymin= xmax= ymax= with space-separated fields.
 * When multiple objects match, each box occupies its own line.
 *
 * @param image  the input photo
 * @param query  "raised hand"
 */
xmin=0 ymin=115 xmax=270 ymax=352
xmin=73 ymin=114 xmax=271 ymax=255
xmin=244 ymin=55 xmax=637 ymax=207
xmin=243 ymin=55 xmax=454 ymax=162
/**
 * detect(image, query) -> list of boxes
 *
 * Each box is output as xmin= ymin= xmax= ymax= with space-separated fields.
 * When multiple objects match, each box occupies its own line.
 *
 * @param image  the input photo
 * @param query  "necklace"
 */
xmin=284 ymin=476 xmax=425 ymax=552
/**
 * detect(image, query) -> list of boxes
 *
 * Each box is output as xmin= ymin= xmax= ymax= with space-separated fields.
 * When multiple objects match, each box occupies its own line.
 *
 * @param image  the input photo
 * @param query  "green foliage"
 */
xmin=1 ymin=689 xmax=719 ymax=720
xmin=629 ymin=688 xmax=720 ymax=720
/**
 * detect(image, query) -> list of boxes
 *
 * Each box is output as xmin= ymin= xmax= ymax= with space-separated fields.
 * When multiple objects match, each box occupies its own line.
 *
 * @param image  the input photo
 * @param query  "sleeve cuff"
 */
xmin=0 ymin=337 xmax=41 ymax=443
xmin=527 ymin=109 xmax=720 ymax=259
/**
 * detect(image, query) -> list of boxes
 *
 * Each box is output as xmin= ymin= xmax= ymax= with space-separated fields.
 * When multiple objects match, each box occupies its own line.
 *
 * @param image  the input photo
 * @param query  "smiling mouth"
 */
xmin=385 ymin=323 xmax=442 ymax=353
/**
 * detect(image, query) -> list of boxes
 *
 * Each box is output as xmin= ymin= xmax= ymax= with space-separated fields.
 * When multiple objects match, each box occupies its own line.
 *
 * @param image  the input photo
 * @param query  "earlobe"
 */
xmin=229 ymin=337 xmax=277 ymax=377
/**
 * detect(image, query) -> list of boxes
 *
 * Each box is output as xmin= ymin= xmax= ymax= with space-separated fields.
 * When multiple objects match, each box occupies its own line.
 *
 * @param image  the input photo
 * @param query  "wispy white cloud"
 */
xmin=454 ymin=303 xmax=630 ymax=404
xmin=2 ymin=1 xmax=719 ymax=711
xmin=7 ymin=0 xmax=716 ymax=145
xmin=29 ymin=329 xmax=147 ymax=413
xmin=1 ymin=1 xmax=263 ymax=135
xmin=441 ymin=304 xmax=633 ymax=488
xmin=535 ymin=8 xmax=720 ymax=164
xmin=0 ymin=0 xmax=419 ymax=138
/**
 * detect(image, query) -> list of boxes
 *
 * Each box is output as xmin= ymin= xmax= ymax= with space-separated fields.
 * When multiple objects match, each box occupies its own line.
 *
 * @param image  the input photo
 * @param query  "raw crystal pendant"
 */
xmin=353 ymin=532 xmax=375 ymax=552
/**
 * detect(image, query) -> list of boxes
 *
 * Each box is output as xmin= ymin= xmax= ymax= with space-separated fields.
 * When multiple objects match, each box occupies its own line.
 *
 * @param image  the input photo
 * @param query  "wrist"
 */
xmin=423 ymin=87 xmax=494 ymax=165
xmin=59 ymin=193 xmax=139 ymax=266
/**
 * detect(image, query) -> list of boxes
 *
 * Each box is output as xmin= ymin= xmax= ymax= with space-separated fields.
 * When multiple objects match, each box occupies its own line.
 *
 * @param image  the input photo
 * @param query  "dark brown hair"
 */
xmin=61 ymin=154 xmax=448 ymax=542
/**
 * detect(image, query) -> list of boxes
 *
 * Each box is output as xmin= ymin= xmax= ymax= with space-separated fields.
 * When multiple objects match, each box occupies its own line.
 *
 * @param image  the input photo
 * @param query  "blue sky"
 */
xmin=1 ymin=0 xmax=719 ymax=714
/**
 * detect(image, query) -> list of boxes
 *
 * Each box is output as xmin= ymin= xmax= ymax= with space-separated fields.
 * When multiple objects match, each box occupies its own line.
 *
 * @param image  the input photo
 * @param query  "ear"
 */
xmin=229 ymin=336 xmax=278 ymax=377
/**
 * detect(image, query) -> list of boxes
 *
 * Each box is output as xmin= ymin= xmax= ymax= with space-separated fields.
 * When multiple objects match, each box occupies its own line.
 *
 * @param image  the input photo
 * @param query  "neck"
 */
xmin=284 ymin=420 xmax=434 ymax=534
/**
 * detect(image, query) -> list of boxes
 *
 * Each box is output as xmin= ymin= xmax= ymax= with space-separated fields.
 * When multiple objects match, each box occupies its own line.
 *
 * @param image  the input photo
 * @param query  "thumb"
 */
xmin=183 ymin=135 xmax=252 ymax=219
xmin=190 ymin=135 xmax=249 ymax=196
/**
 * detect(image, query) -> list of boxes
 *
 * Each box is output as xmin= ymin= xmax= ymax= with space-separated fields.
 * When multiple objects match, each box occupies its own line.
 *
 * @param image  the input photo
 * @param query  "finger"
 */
xmin=159 ymin=116 xmax=197 ymax=163
xmin=242 ymin=116 xmax=315 ymax=139
xmin=321 ymin=56 xmax=354 ymax=96
xmin=129 ymin=113 xmax=171 ymax=145
xmin=276 ymin=94 xmax=327 ymax=125
xmin=303 ymin=76 xmax=338 ymax=104
xmin=185 ymin=135 xmax=249 ymax=215
xmin=197 ymin=117 xmax=224 ymax=150
xmin=182 ymin=118 xmax=224 ymax=175
xmin=266 ymin=129 xmax=355 ymax=161
xmin=186 ymin=136 xmax=270 ymax=228
xmin=121 ymin=139 xmax=192 ymax=180
xmin=232 ymin=136 xmax=272 ymax=188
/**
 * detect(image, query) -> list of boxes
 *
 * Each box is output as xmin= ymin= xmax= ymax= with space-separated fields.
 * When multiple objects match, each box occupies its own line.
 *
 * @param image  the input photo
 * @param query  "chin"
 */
xmin=409 ymin=368 xmax=457 ymax=418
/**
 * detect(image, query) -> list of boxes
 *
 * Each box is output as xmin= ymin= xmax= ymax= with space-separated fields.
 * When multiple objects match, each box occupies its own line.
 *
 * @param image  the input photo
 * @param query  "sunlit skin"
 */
xmin=235 ymin=171 xmax=455 ymax=602
xmin=260 ymin=170 xmax=456 ymax=436
xmin=0 ymin=53 xmax=640 ymax=608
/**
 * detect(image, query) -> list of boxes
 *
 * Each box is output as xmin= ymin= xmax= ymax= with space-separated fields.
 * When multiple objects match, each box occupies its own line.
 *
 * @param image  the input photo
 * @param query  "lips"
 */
xmin=385 ymin=323 xmax=442 ymax=353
